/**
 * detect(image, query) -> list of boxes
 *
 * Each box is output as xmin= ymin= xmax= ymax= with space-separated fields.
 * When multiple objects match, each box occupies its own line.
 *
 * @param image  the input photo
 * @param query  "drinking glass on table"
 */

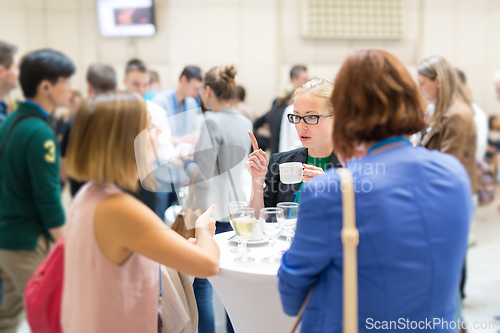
xmin=277 ymin=202 xmax=299 ymax=253
xmin=228 ymin=201 xmax=251 ymax=254
xmin=232 ymin=207 xmax=257 ymax=263
xmin=259 ymin=208 xmax=284 ymax=264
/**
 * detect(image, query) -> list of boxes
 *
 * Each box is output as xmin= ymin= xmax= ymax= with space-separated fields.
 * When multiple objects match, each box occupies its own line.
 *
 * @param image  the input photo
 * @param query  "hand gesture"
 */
xmin=245 ymin=131 xmax=268 ymax=185
xmin=195 ymin=204 xmax=217 ymax=237
xmin=302 ymin=164 xmax=324 ymax=182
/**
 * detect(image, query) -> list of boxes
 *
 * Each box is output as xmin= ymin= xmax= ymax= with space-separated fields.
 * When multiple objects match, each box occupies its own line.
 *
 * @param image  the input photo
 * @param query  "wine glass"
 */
xmin=228 ymin=201 xmax=251 ymax=254
xmin=232 ymin=207 xmax=257 ymax=263
xmin=259 ymin=207 xmax=284 ymax=264
xmin=277 ymin=202 xmax=299 ymax=253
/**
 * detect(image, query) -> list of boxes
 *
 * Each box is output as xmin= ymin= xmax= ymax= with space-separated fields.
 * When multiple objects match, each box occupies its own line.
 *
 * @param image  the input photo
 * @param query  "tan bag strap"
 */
xmin=184 ymin=171 xmax=198 ymax=208
xmin=338 ymin=168 xmax=359 ymax=333
xmin=289 ymin=288 xmax=314 ymax=333
xmin=289 ymin=168 xmax=358 ymax=333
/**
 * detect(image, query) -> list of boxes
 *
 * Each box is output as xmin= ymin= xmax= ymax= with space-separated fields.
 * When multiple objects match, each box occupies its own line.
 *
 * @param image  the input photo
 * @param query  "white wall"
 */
xmin=1 ymin=0 xmax=500 ymax=116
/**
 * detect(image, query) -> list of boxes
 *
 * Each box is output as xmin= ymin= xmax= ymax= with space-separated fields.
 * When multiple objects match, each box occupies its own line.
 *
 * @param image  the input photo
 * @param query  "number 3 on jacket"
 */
xmin=43 ymin=140 xmax=56 ymax=163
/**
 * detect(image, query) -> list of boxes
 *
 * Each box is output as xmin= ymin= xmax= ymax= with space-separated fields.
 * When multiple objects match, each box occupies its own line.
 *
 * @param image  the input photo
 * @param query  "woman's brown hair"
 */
xmin=331 ymin=49 xmax=426 ymax=159
xmin=417 ymin=55 xmax=472 ymax=127
xmin=66 ymin=91 xmax=149 ymax=192
xmin=204 ymin=65 xmax=237 ymax=100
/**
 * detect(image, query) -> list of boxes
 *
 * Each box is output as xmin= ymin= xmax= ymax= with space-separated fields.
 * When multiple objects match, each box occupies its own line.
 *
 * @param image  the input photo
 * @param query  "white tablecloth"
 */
xmin=207 ymin=231 xmax=296 ymax=333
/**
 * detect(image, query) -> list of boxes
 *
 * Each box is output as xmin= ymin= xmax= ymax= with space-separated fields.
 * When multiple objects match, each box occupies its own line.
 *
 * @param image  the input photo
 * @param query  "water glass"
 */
xmin=259 ymin=207 xmax=284 ymax=264
xmin=277 ymin=202 xmax=299 ymax=253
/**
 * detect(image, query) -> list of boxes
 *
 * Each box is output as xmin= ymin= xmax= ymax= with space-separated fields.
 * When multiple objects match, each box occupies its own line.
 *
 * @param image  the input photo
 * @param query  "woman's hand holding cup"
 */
xmin=245 ymin=131 xmax=268 ymax=185
xmin=302 ymin=164 xmax=324 ymax=182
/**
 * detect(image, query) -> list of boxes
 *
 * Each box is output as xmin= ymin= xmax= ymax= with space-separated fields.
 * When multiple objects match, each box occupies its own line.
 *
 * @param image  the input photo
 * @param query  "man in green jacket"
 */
xmin=0 ymin=49 xmax=75 ymax=333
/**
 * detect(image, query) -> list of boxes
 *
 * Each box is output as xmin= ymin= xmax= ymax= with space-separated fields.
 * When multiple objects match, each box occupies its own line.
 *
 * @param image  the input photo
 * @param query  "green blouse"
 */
xmin=295 ymin=155 xmax=331 ymax=203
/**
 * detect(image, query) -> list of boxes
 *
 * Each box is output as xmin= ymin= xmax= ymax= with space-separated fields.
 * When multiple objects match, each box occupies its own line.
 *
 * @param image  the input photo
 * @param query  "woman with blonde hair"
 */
xmin=61 ymin=92 xmax=220 ymax=333
xmin=248 ymin=78 xmax=341 ymax=212
xmin=417 ymin=56 xmax=478 ymax=194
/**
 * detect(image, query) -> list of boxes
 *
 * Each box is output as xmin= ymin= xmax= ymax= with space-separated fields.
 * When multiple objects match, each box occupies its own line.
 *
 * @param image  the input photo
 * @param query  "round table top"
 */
xmin=213 ymin=231 xmax=289 ymax=277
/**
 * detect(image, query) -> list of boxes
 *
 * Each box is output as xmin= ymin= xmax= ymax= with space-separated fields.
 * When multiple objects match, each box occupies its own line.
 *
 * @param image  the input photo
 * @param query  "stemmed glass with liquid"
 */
xmin=259 ymin=207 xmax=284 ymax=264
xmin=228 ymin=201 xmax=251 ymax=254
xmin=232 ymin=207 xmax=257 ymax=263
xmin=277 ymin=202 xmax=299 ymax=253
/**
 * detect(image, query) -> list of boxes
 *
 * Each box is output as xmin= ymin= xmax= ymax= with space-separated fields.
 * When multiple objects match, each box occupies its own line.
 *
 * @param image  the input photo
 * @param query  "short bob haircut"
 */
xmin=20 ymin=49 xmax=75 ymax=98
xmin=331 ymin=49 xmax=426 ymax=159
xmin=66 ymin=91 xmax=149 ymax=192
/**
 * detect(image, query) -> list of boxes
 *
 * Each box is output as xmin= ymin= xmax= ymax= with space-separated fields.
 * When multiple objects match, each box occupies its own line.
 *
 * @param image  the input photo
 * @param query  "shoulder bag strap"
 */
xmin=0 ymin=114 xmax=47 ymax=163
xmin=338 ymin=168 xmax=359 ymax=333
xmin=289 ymin=168 xmax=359 ymax=333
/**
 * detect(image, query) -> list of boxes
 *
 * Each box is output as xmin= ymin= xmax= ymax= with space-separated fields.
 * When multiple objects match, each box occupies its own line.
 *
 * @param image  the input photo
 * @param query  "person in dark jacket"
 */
xmin=248 ymin=79 xmax=341 ymax=213
xmin=253 ymin=91 xmax=293 ymax=155
xmin=60 ymin=61 xmax=117 ymax=197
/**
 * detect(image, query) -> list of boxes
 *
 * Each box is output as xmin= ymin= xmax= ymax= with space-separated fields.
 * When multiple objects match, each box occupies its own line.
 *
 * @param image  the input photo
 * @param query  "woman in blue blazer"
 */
xmin=278 ymin=50 xmax=471 ymax=333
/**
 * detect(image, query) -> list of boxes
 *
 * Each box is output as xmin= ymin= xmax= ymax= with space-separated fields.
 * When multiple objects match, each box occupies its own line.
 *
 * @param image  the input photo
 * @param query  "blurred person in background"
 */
xmin=181 ymin=65 xmax=252 ymax=333
xmin=152 ymin=66 xmax=204 ymax=217
xmin=248 ymin=79 xmax=341 ymax=214
xmin=487 ymin=115 xmax=500 ymax=179
xmin=123 ymin=59 xmax=178 ymax=217
xmin=55 ymin=91 xmax=82 ymax=143
xmin=270 ymin=64 xmax=309 ymax=109
xmin=62 ymin=91 xmax=220 ymax=333
xmin=279 ymin=101 xmax=302 ymax=152
xmin=123 ymin=59 xmax=151 ymax=98
xmin=60 ymin=61 xmax=117 ymax=196
xmin=144 ymin=70 xmax=160 ymax=100
xmin=417 ymin=55 xmax=478 ymax=329
xmin=456 ymin=69 xmax=488 ymax=251
xmin=153 ymin=65 xmax=203 ymax=145
xmin=278 ymin=49 xmax=470 ymax=333
xmin=0 ymin=41 xmax=18 ymax=124
xmin=0 ymin=49 xmax=75 ymax=333
xmin=290 ymin=65 xmax=309 ymax=89
xmin=417 ymin=57 xmax=478 ymax=197
xmin=276 ymin=66 xmax=311 ymax=152
xmin=488 ymin=71 xmax=500 ymax=179
xmin=253 ymin=89 xmax=294 ymax=154
xmin=233 ymin=85 xmax=256 ymax=123
xmin=456 ymin=68 xmax=487 ymax=161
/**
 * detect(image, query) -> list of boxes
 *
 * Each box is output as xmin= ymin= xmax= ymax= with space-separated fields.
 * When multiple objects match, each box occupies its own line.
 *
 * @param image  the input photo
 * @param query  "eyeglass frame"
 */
xmin=287 ymin=113 xmax=334 ymax=125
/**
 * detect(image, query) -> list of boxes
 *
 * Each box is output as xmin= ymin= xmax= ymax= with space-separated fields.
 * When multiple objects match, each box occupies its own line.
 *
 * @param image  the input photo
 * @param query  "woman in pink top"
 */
xmin=61 ymin=92 xmax=219 ymax=333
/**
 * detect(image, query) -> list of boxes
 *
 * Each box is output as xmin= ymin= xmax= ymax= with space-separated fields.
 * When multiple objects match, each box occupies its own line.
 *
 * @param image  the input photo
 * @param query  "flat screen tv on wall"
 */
xmin=97 ymin=0 xmax=156 ymax=37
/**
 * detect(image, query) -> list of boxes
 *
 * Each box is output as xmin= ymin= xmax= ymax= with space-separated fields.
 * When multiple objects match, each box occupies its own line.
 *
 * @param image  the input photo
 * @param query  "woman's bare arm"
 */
xmin=95 ymin=193 xmax=219 ymax=278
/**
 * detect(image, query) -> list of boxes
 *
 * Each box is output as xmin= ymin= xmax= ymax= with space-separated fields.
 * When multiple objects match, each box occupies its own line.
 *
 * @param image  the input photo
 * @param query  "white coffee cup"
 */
xmin=279 ymin=162 xmax=303 ymax=184
xmin=249 ymin=222 xmax=264 ymax=241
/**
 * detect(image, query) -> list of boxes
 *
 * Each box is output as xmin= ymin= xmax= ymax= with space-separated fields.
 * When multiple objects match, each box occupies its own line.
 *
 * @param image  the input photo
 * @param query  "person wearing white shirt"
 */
xmin=152 ymin=66 xmax=205 ymax=217
xmin=279 ymin=104 xmax=302 ymax=152
xmin=123 ymin=59 xmax=177 ymax=217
